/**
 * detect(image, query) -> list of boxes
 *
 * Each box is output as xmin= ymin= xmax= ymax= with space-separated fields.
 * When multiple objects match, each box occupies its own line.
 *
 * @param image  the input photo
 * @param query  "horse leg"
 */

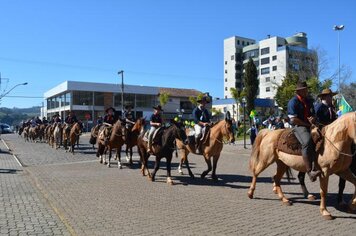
xmin=107 ymin=149 xmax=111 ymax=167
xmin=319 ymin=174 xmax=333 ymax=220
xmin=211 ymin=154 xmax=220 ymax=181
xmin=201 ymin=155 xmax=212 ymax=179
xmin=298 ymin=172 xmax=316 ymax=200
xmin=166 ymin=156 xmax=174 ymax=185
xmin=183 ymin=155 xmax=194 ymax=179
xmin=129 ymin=147 xmax=133 ymax=165
xmin=117 ymin=149 xmax=122 ymax=169
xmin=125 ymin=145 xmax=130 ymax=162
xmin=337 ymin=177 xmax=347 ymax=206
xmin=336 ymin=168 xmax=356 ymax=213
xmin=149 ymin=156 xmax=161 ymax=182
xmin=272 ymin=160 xmax=291 ymax=205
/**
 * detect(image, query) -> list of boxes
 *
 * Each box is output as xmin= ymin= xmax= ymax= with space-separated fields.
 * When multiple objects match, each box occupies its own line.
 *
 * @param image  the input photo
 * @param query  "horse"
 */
xmin=176 ymin=118 xmax=235 ymax=180
xmin=247 ymin=112 xmax=356 ymax=220
xmin=68 ymin=122 xmax=82 ymax=154
xmin=287 ymin=144 xmax=356 ymax=205
xmin=137 ymin=121 xmax=189 ymax=185
xmin=89 ymin=125 xmax=101 ymax=150
xmin=124 ymin=118 xmax=145 ymax=166
xmin=53 ymin=123 xmax=64 ymax=149
xmin=96 ymin=120 xmax=125 ymax=168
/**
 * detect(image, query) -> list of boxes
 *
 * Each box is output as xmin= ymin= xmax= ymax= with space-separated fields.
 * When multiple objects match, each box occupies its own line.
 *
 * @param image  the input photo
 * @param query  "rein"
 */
xmin=324 ymin=135 xmax=356 ymax=157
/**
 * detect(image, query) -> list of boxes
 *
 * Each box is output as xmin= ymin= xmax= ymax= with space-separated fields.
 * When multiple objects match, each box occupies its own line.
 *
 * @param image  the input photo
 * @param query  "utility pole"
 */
xmin=118 ymin=70 xmax=124 ymax=115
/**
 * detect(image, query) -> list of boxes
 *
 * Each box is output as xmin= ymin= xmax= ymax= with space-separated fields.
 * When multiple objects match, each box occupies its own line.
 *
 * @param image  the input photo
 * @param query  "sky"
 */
xmin=0 ymin=0 xmax=355 ymax=108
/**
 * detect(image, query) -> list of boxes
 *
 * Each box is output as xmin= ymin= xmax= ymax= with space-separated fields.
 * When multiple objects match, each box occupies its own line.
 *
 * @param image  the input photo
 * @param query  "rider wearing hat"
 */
xmin=103 ymin=107 xmax=117 ymax=125
xmin=147 ymin=105 xmax=163 ymax=154
xmin=65 ymin=111 xmax=78 ymax=125
xmin=123 ymin=104 xmax=136 ymax=141
xmin=287 ymin=81 xmax=321 ymax=182
xmin=192 ymin=96 xmax=211 ymax=153
xmin=315 ymin=88 xmax=337 ymax=126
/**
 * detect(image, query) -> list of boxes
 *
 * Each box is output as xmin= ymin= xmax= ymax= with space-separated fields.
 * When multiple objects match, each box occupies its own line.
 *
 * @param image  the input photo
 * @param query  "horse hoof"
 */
xmin=282 ymin=200 xmax=292 ymax=206
xmin=272 ymin=187 xmax=277 ymax=194
xmin=167 ymin=178 xmax=174 ymax=185
xmin=118 ymin=165 xmax=122 ymax=169
xmin=212 ymin=176 xmax=218 ymax=182
xmin=247 ymin=191 xmax=254 ymax=199
xmin=189 ymin=174 xmax=195 ymax=179
xmin=322 ymin=215 xmax=334 ymax=220
xmin=307 ymin=194 xmax=317 ymax=201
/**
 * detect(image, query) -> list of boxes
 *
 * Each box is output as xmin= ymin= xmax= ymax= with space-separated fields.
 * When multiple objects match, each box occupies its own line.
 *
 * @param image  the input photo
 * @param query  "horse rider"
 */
xmin=315 ymin=88 xmax=337 ymax=126
xmin=42 ymin=117 xmax=49 ymax=125
xmin=64 ymin=111 xmax=78 ymax=133
xmin=147 ymin=105 xmax=164 ymax=154
xmin=35 ymin=116 xmax=43 ymax=125
xmin=52 ymin=114 xmax=62 ymax=124
xmin=192 ymin=96 xmax=211 ymax=154
xmin=287 ymin=81 xmax=321 ymax=182
xmin=103 ymin=107 xmax=116 ymax=126
xmin=123 ymin=104 xmax=136 ymax=139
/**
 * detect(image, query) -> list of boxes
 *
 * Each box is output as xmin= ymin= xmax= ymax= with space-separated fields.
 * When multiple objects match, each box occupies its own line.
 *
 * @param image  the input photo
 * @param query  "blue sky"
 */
xmin=0 ymin=0 xmax=355 ymax=108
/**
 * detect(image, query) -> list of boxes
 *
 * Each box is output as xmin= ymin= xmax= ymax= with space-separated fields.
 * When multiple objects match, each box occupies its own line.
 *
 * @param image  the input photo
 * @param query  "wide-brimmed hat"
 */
xmin=295 ymin=81 xmax=308 ymax=91
xmin=197 ymin=96 xmax=210 ymax=104
xmin=317 ymin=88 xmax=337 ymax=97
xmin=105 ymin=107 xmax=116 ymax=113
xmin=152 ymin=105 xmax=164 ymax=111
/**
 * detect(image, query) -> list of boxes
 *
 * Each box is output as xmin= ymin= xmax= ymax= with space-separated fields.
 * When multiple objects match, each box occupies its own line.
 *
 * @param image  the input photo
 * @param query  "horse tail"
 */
xmin=249 ymin=129 xmax=269 ymax=174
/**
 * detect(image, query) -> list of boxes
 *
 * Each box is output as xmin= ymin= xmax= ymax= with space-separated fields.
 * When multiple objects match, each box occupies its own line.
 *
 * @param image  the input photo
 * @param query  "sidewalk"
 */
xmin=0 ymin=138 xmax=70 ymax=236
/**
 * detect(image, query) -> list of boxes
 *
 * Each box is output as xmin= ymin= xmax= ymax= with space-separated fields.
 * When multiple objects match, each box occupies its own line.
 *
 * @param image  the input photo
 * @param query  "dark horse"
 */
xmin=68 ymin=122 xmax=82 ymax=154
xmin=124 ymin=118 xmax=145 ymax=166
xmin=137 ymin=121 xmax=188 ymax=185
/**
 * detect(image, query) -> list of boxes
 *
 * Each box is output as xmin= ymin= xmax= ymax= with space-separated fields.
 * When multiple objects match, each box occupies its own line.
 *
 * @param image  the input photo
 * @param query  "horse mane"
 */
xmin=161 ymin=124 xmax=178 ymax=148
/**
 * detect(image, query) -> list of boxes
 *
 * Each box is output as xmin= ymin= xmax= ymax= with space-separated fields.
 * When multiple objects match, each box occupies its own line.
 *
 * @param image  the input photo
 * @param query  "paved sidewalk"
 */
xmin=0 ymin=138 xmax=70 ymax=236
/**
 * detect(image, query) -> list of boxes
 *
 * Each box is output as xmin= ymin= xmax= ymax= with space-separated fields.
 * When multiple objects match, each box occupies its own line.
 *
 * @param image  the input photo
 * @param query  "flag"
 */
xmin=338 ymin=95 xmax=353 ymax=116
xmin=249 ymin=109 xmax=257 ymax=118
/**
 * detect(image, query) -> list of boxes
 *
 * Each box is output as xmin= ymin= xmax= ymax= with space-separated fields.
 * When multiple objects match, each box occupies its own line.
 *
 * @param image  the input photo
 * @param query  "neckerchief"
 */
xmin=296 ymin=95 xmax=310 ymax=121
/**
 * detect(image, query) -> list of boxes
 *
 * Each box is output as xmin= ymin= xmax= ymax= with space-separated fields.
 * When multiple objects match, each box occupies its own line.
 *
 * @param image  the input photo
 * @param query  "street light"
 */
xmin=0 ymin=82 xmax=28 ymax=100
xmin=333 ymin=24 xmax=344 ymax=94
xmin=241 ymin=97 xmax=247 ymax=149
xmin=118 ymin=70 xmax=124 ymax=115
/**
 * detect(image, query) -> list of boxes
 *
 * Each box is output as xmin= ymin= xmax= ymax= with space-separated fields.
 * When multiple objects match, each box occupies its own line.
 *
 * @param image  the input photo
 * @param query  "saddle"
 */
xmin=276 ymin=126 xmax=324 ymax=156
xmin=143 ymin=127 xmax=164 ymax=146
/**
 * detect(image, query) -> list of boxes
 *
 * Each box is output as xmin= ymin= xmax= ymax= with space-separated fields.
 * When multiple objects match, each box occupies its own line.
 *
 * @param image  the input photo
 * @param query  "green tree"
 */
xmin=243 ymin=58 xmax=258 ymax=116
xmin=211 ymin=107 xmax=222 ymax=120
xmin=275 ymin=73 xmax=333 ymax=112
xmin=189 ymin=93 xmax=204 ymax=106
xmin=158 ymin=92 xmax=170 ymax=107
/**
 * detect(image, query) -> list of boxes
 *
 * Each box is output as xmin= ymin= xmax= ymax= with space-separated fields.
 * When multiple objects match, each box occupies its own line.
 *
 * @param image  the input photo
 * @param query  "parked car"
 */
xmin=0 ymin=123 xmax=13 ymax=134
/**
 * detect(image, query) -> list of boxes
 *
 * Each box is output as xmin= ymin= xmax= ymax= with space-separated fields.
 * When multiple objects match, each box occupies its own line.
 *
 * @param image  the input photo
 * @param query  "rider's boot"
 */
xmin=302 ymin=155 xmax=321 ymax=182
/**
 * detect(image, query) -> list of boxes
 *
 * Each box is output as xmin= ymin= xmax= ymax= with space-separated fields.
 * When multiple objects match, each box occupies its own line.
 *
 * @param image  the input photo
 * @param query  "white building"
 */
xmin=224 ymin=32 xmax=313 ymax=99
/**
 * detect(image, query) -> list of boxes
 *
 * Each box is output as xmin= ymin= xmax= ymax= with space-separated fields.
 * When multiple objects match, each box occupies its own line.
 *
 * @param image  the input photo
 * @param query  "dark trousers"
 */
xmin=293 ymin=126 xmax=315 ymax=160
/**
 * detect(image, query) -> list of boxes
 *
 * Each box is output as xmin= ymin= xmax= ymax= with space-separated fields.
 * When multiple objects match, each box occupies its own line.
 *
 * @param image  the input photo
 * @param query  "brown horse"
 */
xmin=248 ymin=112 xmax=356 ymax=220
xmin=68 ymin=122 xmax=82 ymax=154
xmin=89 ymin=125 xmax=101 ymax=150
xmin=176 ymin=118 xmax=235 ymax=180
xmin=96 ymin=120 xmax=125 ymax=168
xmin=124 ymin=118 xmax=145 ymax=165
xmin=137 ymin=121 xmax=189 ymax=185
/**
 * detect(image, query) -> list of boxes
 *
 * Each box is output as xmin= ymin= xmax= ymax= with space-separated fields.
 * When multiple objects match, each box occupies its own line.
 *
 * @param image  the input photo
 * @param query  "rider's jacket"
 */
xmin=192 ymin=106 xmax=211 ymax=126
xmin=65 ymin=115 xmax=78 ymax=124
xmin=287 ymin=95 xmax=315 ymax=125
xmin=314 ymin=102 xmax=337 ymax=126
xmin=103 ymin=114 xmax=116 ymax=125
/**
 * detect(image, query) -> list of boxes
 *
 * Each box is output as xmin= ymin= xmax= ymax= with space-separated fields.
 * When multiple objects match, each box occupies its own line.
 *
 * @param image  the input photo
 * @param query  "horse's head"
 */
xmin=223 ymin=117 xmax=235 ymax=144
xmin=172 ymin=120 xmax=189 ymax=145
xmin=132 ymin=118 xmax=145 ymax=133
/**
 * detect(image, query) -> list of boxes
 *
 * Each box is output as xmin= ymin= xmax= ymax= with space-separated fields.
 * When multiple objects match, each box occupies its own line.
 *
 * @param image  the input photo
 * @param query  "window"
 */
xmin=114 ymin=93 xmax=135 ymax=107
xmin=266 ymin=87 xmax=271 ymax=92
xmin=242 ymin=41 xmax=245 ymax=46
xmin=247 ymin=42 xmax=250 ymax=46
xmin=261 ymin=47 xmax=270 ymax=55
xmin=65 ymin=93 xmax=71 ymax=106
xmin=225 ymin=87 xmax=228 ymax=91
xmin=225 ymin=78 xmax=227 ymax=82
xmin=231 ymin=55 xmax=234 ymax=60
xmin=272 ymin=55 xmax=277 ymax=61
xmin=225 ymin=70 xmax=227 ymax=74
xmin=94 ymin=92 xmax=104 ymax=106
xmin=180 ymin=101 xmax=194 ymax=110
xmin=265 ymin=77 xmax=270 ymax=82
xmin=272 ymin=66 xmax=277 ymax=71
xmin=261 ymin=67 xmax=270 ymax=75
xmin=261 ymin=57 xmax=270 ymax=65
xmin=225 ymin=61 xmax=227 ymax=65
xmin=225 ymin=95 xmax=227 ymax=99
xmin=237 ymin=40 xmax=240 ymax=45
xmin=136 ymin=94 xmax=155 ymax=108
xmin=72 ymin=91 xmax=93 ymax=106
